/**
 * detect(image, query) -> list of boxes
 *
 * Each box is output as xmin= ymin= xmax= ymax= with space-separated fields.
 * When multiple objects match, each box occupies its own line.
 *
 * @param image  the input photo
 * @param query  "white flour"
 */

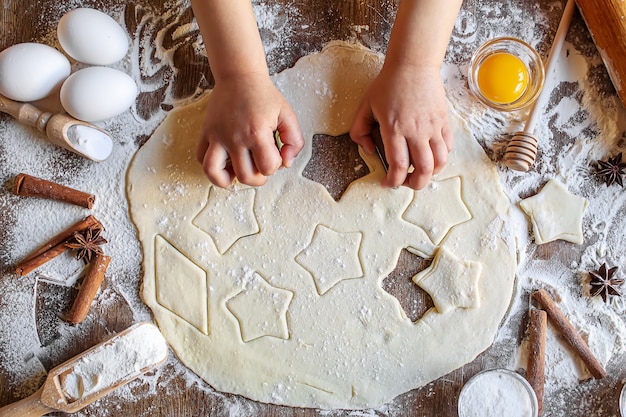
xmin=458 ymin=370 xmax=536 ymax=417
xmin=60 ymin=322 xmax=167 ymax=402
xmin=0 ymin=0 xmax=625 ymax=416
xmin=66 ymin=124 xmax=114 ymax=161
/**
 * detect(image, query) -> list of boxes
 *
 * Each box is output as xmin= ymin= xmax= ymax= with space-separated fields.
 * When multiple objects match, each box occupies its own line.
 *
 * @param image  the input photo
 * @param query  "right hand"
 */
xmin=196 ymin=72 xmax=304 ymax=188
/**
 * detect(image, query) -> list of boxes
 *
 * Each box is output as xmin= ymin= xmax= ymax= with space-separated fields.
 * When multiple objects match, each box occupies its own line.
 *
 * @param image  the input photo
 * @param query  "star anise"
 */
xmin=66 ymin=226 xmax=107 ymax=262
xmin=588 ymin=263 xmax=623 ymax=303
xmin=594 ymin=152 xmax=625 ymax=187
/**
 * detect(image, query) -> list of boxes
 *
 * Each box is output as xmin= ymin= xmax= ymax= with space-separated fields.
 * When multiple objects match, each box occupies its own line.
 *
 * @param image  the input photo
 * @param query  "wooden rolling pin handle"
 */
xmin=576 ymin=0 xmax=626 ymax=107
xmin=0 ymin=387 xmax=54 ymax=417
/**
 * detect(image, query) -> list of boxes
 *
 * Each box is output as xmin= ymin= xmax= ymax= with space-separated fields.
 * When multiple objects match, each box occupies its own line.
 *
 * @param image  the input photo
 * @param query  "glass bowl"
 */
xmin=468 ymin=37 xmax=545 ymax=111
xmin=458 ymin=368 xmax=539 ymax=417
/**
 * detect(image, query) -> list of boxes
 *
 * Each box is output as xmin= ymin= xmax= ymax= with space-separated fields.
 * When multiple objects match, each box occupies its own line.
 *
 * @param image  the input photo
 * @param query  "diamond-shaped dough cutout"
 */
xmin=403 ymin=176 xmax=472 ymax=244
xmin=226 ymin=273 xmax=293 ymax=342
xmin=193 ymin=186 xmax=259 ymax=254
xmin=295 ymin=225 xmax=364 ymax=295
xmin=155 ymin=235 xmax=209 ymax=334
xmin=414 ymin=246 xmax=481 ymax=314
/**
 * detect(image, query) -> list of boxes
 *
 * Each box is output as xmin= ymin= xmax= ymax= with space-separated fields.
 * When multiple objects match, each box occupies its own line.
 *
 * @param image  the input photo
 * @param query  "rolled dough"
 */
xmin=126 ymin=41 xmax=517 ymax=409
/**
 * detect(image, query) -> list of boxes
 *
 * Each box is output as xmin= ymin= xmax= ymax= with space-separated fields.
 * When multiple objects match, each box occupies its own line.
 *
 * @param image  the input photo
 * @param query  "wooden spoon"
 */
xmin=0 ymin=94 xmax=113 ymax=162
xmin=0 ymin=322 xmax=168 ymax=417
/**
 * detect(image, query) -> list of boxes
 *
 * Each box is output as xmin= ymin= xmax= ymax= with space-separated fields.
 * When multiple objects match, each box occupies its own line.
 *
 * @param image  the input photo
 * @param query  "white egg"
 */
xmin=0 ymin=43 xmax=71 ymax=102
xmin=60 ymin=67 xmax=137 ymax=122
xmin=57 ymin=8 xmax=129 ymax=65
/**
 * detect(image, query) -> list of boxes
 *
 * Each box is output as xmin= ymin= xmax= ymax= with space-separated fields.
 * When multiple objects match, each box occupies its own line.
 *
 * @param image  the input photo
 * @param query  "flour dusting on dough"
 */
xmin=127 ymin=42 xmax=517 ymax=409
xmin=1 ymin=0 xmax=625 ymax=415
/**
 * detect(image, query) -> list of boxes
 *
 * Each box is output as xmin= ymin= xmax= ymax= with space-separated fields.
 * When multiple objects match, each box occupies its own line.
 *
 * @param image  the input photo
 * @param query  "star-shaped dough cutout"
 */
xmin=519 ymin=179 xmax=588 ymax=245
xmin=193 ymin=186 xmax=259 ymax=254
xmin=413 ymin=247 xmax=482 ymax=314
xmin=295 ymin=225 xmax=363 ymax=295
xmin=226 ymin=273 xmax=293 ymax=342
xmin=402 ymin=176 xmax=472 ymax=244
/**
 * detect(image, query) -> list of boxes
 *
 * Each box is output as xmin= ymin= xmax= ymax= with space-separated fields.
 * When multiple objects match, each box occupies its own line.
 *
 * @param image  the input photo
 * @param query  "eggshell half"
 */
xmin=57 ymin=8 xmax=129 ymax=65
xmin=60 ymin=67 xmax=137 ymax=122
xmin=0 ymin=43 xmax=71 ymax=102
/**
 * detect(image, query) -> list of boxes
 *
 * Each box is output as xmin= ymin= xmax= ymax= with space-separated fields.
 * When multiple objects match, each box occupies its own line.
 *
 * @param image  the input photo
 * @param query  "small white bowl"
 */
xmin=458 ymin=368 xmax=539 ymax=417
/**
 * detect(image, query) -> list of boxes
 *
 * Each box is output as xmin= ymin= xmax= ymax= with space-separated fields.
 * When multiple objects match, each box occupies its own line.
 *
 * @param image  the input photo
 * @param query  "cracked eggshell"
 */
xmin=60 ymin=66 xmax=137 ymax=122
xmin=0 ymin=43 xmax=71 ymax=102
xmin=57 ymin=8 xmax=129 ymax=65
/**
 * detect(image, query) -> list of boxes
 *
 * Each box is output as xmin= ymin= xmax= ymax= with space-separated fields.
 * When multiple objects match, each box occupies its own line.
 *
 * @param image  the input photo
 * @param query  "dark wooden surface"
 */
xmin=1 ymin=1 xmax=625 ymax=416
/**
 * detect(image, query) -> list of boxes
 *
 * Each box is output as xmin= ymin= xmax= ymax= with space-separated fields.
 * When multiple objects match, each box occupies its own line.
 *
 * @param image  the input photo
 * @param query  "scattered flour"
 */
xmin=60 ymin=323 xmax=167 ymax=402
xmin=0 ymin=0 xmax=625 ymax=416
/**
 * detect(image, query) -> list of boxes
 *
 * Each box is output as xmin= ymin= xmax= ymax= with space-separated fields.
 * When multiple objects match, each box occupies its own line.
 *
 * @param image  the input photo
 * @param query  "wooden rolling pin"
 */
xmin=576 ymin=0 xmax=626 ymax=107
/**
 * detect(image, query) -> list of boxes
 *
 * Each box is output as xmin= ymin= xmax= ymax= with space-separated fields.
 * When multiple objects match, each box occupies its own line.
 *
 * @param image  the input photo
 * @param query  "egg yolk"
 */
xmin=477 ymin=53 xmax=529 ymax=104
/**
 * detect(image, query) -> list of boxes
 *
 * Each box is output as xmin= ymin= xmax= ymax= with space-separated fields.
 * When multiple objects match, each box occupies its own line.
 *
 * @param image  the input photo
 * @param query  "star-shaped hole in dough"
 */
xmin=519 ymin=179 xmax=588 ymax=245
xmin=193 ymin=186 xmax=259 ymax=254
xmin=295 ymin=225 xmax=364 ymax=295
xmin=402 ymin=176 xmax=472 ymax=245
xmin=381 ymin=248 xmax=434 ymax=322
xmin=302 ymin=133 xmax=370 ymax=201
xmin=226 ymin=273 xmax=293 ymax=342
xmin=413 ymin=247 xmax=482 ymax=314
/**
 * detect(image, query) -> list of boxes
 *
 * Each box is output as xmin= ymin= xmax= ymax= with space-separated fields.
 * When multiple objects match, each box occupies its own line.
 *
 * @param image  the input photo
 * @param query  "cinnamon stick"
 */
xmin=15 ymin=215 xmax=102 ymax=276
xmin=526 ymin=309 xmax=547 ymax=415
xmin=66 ymin=253 xmax=111 ymax=324
xmin=14 ymin=173 xmax=95 ymax=209
xmin=14 ymin=243 xmax=70 ymax=277
xmin=532 ymin=289 xmax=607 ymax=379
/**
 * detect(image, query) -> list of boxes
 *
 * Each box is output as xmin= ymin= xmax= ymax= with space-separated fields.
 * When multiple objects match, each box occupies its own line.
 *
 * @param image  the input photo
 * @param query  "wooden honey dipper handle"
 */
xmin=503 ymin=0 xmax=576 ymax=172
xmin=576 ymin=0 xmax=626 ymax=107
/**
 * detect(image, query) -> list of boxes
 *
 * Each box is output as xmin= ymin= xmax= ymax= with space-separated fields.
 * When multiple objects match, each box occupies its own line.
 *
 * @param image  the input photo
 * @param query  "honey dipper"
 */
xmin=0 ymin=322 xmax=168 ymax=417
xmin=0 ymin=94 xmax=113 ymax=162
xmin=503 ymin=0 xmax=576 ymax=171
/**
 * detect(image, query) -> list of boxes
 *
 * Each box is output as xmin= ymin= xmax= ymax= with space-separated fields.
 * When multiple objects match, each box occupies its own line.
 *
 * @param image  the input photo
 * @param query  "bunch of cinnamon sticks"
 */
xmin=526 ymin=289 xmax=607 ymax=415
xmin=13 ymin=173 xmax=110 ymax=325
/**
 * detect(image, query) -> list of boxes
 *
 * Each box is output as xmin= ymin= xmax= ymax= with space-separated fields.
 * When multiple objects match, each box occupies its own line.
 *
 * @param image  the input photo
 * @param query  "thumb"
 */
xmin=349 ymin=100 xmax=377 ymax=154
xmin=276 ymin=106 xmax=304 ymax=168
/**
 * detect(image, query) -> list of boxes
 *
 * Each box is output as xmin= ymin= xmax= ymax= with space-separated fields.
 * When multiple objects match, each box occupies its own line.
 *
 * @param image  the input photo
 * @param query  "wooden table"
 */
xmin=1 ymin=1 xmax=624 ymax=416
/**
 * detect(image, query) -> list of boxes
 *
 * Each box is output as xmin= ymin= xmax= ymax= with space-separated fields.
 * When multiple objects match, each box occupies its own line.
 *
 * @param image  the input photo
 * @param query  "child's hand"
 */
xmin=350 ymin=64 xmax=453 ymax=190
xmin=196 ymin=72 xmax=304 ymax=188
